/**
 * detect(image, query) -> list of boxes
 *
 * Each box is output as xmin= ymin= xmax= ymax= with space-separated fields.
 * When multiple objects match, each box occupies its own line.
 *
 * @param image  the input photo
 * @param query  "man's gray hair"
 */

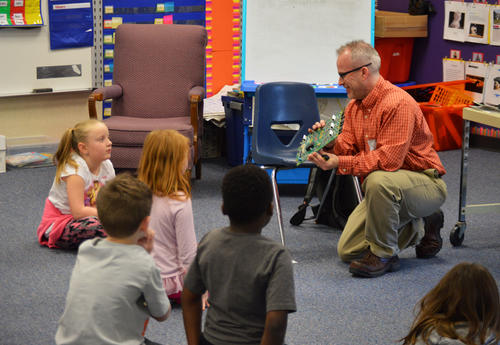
xmin=337 ymin=40 xmax=381 ymax=72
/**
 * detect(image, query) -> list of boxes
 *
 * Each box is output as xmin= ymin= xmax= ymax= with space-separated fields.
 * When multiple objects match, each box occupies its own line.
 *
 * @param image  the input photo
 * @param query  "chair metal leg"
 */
xmin=352 ymin=176 xmax=363 ymax=203
xmin=270 ymin=168 xmax=286 ymax=246
xmin=315 ymin=168 xmax=337 ymax=222
xmin=195 ymin=159 xmax=202 ymax=180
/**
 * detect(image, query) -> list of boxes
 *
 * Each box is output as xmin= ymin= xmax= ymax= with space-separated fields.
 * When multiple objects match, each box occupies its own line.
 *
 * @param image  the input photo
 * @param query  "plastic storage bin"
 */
xmin=419 ymin=104 xmax=469 ymax=151
xmin=403 ymin=81 xmax=474 ymax=151
xmin=375 ymin=37 xmax=414 ymax=83
xmin=222 ymin=96 xmax=244 ymax=166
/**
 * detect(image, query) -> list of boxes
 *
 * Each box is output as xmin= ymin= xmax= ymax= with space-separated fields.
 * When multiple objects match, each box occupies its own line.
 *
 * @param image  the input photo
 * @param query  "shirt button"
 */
xmin=364 ymin=116 xmax=368 ymax=119
xmin=343 ymin=169 xmax=347 ymax=172
xmin=365 ymin=134 xmax=368 ymax=138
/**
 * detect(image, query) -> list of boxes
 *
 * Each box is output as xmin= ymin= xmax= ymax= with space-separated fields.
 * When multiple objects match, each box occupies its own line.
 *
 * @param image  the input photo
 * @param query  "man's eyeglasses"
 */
xmin=338 ymin=63 xmax=372 ymax=80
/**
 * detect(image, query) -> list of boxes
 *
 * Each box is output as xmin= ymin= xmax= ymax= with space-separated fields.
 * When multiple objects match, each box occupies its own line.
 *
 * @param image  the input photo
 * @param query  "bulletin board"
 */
xmin=0 ymin=0 xmax=92 ymax=97
xmin=242 ymin=0 xmax=374 ymax=84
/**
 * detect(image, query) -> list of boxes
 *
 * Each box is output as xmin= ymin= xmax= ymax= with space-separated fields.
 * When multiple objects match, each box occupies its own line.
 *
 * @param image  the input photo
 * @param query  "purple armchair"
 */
xmin=88 ymin=24 xmax=207 ymax=179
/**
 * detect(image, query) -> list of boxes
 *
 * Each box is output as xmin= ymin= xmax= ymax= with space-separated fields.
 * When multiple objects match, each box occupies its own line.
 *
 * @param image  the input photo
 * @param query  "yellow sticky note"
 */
xmin=156 ymin=3 xmax=165 ymax=12
xmin=104 ymin=79 xmax=112 ymax=87
xmin=104 ymin=6 xmax=113 ymax=14
xmin=103 ymin=35 xmax=113 ymax=44
xmin=154 ymin=18 xmax=163 ymax=24
xmin=111 ymin=17 xmax=122 ymax=29
xmin=104 ymin=108 xmax=112 ymax=116
xmin=104 ymin=49 xmax=114 ymax=59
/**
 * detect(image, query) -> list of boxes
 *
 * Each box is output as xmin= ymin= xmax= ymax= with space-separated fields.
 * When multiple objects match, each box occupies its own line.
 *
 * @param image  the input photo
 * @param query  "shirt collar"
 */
xmin=359 ymin=76 xmax=386 ymax=109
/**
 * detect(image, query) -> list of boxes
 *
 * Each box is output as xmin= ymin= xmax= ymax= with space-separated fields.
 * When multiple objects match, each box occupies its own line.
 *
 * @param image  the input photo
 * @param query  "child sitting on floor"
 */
xmin=182 ymin=164 xmax=296 ymax=345
xmin=402 ymin=262 xmax=500 ymax=345
xmin=55 ymin=174 xmax=171 ymax=345
xmin=37 ymin=119 xmax=114 ymax=249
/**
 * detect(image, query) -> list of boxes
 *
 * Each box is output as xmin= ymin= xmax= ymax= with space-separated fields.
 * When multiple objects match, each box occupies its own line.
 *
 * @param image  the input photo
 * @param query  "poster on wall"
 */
xmin=0 ymin=0 xmax=43 ymax=26
xmin=443 ymin=1 xmax=490 ymax=44
xmin=465 ymin=61 xmax=488 ymax=103
xmin=48 ymin=0 xmax=93 ymax=49
xmin=491 ymin=7 xmax=500 ymax=46
xmin=444 ymin=1 xmax=467 ymax=42
xmin=443 ymin=58 xmax=465 ymax=82
xmin=463 ymin=2 xmax=489 ymax=44
xmin=484 ymin=64 xmax=500 ymax=106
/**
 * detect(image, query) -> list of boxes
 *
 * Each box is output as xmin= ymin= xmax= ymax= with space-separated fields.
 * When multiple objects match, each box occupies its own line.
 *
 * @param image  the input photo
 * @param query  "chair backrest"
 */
xmin=112 ymin=24 xmax=207 ymax=119
xmin=252 ymin=82 xmax=321 ymax=165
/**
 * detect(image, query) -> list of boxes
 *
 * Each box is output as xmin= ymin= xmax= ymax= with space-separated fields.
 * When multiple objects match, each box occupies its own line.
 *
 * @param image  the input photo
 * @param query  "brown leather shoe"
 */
xmin=415 ymin=209 xmax=444 ymax=259
xmin=349 ymin=251 xmax=400 ymax=278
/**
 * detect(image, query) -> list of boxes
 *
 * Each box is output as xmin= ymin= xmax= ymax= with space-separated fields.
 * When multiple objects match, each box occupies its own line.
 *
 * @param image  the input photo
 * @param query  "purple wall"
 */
xmin=378 ymin=0 xmax=500 ymax=84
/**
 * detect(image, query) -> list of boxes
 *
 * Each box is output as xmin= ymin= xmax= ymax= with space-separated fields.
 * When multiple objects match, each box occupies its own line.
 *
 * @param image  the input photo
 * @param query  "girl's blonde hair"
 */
xmin=137 ymin=129 xmax=191 ymax=200
xmin=402 ymin=262 xmax=500 ymax=345
xmin=53 ymin=119 xmax=104 ymax=184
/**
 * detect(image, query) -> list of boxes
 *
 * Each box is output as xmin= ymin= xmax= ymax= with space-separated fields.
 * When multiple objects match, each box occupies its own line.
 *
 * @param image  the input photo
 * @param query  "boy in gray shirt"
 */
xmin=55 ymin=174 xmax=171 ymax=345
xmin=182 ymin=164 xmax=296 ymax=345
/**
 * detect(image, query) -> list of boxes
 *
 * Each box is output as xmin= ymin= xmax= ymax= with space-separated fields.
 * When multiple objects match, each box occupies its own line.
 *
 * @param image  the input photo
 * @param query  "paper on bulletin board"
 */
xmin=465 ymin=61 xmax=488 ymax=103
xmin=490 ymin=6 xmax=500 ymax=46
xmin=443 ymin=1 xmax=489 ymax=44
xmin=444 ymin=1 xmax=467 ymax=42
xmin=443 ymin=58 xmax=465 ymax=81
xmin=484 ymin=64 xmax=500 ymax=106
xmin=463 ymin=2 xmax=489 ymax=44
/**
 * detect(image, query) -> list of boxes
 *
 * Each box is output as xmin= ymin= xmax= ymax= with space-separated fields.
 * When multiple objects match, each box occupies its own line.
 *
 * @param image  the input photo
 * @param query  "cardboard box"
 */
xmin=375 ymin=11 xmax=427 ymax=38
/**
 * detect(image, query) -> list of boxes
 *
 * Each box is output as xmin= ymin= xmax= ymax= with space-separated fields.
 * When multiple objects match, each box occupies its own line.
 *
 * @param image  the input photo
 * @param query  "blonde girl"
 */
xmin=37 ymin=119 xmax=114 ymax=249
xmin=138 ymin=129 xmax=196 ymax=304
xmin=402 ymin=262 xmax=500 ymax=345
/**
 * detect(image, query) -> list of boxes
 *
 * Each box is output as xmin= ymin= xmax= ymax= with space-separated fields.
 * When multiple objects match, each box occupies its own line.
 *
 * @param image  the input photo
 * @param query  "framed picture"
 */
xmin=450 ymin=49 xmax=461 ymax=59
xmin=496 ymin=55 xmax=500 ymax=65
xmin=472 ymin=52 xmax=484 ymax=63
xmin=473 ymin=0 xmax=486 ymax=3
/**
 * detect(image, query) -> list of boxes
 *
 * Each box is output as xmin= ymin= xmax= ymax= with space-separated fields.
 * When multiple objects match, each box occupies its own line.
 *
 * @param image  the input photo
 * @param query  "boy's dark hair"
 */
xmin=97 ymin=173 xmax=153 ymax=238
xmin=222 ymin=164 xmax=273 ymax=225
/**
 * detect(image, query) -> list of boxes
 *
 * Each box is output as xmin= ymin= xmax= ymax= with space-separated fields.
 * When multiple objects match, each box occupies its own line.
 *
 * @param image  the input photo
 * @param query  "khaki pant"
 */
xmin=337 ymin=169 xmax=447 ymax=261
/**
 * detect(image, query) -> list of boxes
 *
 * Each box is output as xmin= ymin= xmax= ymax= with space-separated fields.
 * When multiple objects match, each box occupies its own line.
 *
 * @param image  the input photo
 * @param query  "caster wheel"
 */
xmin=450 ymin=225 xmax=464 ymax=247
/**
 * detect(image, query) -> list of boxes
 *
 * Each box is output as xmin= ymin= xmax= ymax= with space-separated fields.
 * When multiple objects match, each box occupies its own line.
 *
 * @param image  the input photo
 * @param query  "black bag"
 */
xmin=290 ymin=168 xmax=361 ymax=230
xmin=408 ymin=0 xmax=435 ymax=16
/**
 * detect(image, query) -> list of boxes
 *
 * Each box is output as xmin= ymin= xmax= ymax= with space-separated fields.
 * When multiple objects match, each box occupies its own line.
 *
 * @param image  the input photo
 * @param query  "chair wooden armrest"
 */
xmin=88 ymin=85 xmax=124 ymax=119
xmin=188 ymin=86 xmax=205 ymax=179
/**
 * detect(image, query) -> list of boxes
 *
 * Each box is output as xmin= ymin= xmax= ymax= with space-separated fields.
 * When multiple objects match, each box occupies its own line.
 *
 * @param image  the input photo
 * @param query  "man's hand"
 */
xmin=308 ymin=120 xmax=326 ymax=133
xmin=308 ymin=150 xmax=339 ymax=170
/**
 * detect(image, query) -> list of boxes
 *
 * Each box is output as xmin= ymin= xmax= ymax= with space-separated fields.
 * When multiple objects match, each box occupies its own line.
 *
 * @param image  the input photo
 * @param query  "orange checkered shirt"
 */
xmin=333 ymin=77 xmax=446 ymax=177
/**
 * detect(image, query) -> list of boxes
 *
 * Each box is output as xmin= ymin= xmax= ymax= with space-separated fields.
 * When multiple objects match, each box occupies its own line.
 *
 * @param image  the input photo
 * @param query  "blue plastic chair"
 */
xmin=252 ymin=82 xmax=321 ymax=246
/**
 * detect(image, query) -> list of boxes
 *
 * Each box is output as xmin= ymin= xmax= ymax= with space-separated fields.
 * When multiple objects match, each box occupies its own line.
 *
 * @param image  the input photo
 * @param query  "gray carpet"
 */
xmin=1 ymin=148 xmax=499 ymax=345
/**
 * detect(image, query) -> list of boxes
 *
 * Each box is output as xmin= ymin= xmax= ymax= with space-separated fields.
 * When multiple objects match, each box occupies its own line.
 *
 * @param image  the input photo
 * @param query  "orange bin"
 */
xmin=375 ymin=37 xmax=414 ymax=83
xmin=403 ymin=81 xmax=474 ymax=151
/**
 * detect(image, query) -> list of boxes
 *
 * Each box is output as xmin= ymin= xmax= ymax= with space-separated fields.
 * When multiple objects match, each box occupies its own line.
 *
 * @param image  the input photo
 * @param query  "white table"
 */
xmin=450 ymin=106 xmax=500 ymax=246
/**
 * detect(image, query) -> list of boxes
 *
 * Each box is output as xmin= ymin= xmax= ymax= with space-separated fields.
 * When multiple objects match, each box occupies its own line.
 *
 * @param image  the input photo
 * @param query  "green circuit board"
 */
xmin=296 ymin=111 xmax=344 ymax=166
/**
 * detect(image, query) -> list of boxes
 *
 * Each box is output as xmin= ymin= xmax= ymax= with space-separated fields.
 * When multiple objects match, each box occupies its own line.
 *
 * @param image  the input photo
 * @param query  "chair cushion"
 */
xmin=105 ymin=116 xmax=194 ymax=147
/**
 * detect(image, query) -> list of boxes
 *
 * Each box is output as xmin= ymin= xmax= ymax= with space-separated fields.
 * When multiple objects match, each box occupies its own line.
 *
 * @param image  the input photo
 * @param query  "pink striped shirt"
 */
xmin=333 ymin=77 xmax=446 ymax=177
